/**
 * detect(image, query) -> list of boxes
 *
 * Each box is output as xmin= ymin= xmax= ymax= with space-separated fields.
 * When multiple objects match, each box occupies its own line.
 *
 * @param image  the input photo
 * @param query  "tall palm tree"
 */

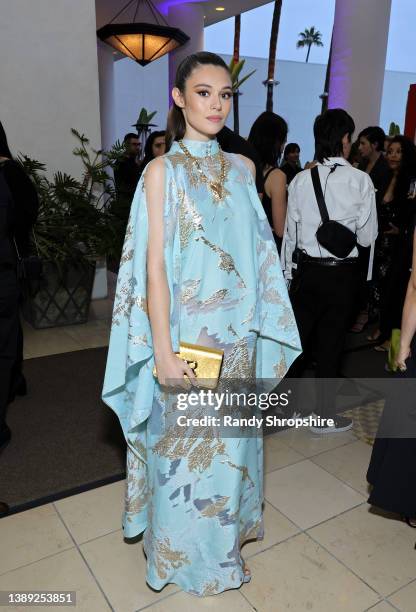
xmin=232 ymin=14 xmax=241 ymax=134
xmin=297 ymin=26 xmax=323 ymax=63
xmin=266 ymin=0 xmax=283 ymax=112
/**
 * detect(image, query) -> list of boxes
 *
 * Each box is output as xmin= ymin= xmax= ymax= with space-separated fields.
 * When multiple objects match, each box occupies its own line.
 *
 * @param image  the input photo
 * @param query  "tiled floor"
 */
xmin=4 ymin=277 xmax=415 ymax=610
xmin=22 ymin=292 xmax=114 ymax=360
xmin=2 ymin=429 xmax=415 ymax=611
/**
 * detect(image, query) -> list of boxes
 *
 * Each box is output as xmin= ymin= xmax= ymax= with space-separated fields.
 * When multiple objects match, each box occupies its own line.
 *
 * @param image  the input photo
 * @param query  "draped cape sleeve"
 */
xmin=242 ymin=164 xmax=302 ymax=380
xmin=102 ymin=157 xmax=180 ymax=458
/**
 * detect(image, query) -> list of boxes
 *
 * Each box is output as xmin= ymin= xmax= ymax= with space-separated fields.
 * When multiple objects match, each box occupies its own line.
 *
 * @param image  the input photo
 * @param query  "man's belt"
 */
xmin=303 ymin=255 xmax=358 ymax=266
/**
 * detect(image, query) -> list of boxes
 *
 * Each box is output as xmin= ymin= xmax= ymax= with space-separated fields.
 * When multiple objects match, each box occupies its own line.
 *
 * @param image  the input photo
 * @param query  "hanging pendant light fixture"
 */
xmin=97 ymin=0 xmax=189 ymax=66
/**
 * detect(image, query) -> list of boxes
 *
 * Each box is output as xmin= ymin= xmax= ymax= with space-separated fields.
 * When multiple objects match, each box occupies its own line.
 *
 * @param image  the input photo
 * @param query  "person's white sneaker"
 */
xmin=309 ymin=414 xmax=353 ymax=434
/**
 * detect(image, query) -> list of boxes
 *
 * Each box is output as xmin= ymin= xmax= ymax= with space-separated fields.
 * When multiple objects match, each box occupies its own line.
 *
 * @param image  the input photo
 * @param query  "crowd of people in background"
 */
xmin=115 ymin=113 xmax=416 ymax=382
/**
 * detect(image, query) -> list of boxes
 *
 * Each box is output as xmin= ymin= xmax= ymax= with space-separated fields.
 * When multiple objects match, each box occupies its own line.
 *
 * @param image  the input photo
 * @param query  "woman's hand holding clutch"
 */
xmin=154 ymin=352 xmax=197 ymax=390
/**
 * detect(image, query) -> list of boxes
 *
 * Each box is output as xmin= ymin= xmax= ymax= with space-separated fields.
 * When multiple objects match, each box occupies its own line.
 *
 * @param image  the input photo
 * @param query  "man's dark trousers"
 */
xmin=288 ymin=261 xmax=360 ymax=419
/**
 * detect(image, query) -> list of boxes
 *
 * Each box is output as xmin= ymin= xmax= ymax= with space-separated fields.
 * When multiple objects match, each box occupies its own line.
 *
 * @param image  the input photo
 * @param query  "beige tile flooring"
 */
xmin=2 ymin=428 xmax=415 ymax=611
xmin=22 ymin=297 xmax=113 ymax=360
xmin=5 ymin=286 xmax=414 ymax=611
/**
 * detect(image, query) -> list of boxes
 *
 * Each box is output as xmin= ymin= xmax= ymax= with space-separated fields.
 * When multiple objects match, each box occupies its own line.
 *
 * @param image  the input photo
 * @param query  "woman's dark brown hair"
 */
xmin=166 ymin=52 xmax=230 ymax=150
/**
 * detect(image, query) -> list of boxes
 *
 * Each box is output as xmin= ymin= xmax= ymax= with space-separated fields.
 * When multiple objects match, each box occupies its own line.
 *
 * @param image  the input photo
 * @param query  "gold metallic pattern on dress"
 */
xmin=198 ymin=288 xmax=229 ymax=308
xmin=111 ymin=278 xmax=136 ymax=326
xmin=168 ymin=147 xmax=231 ymax=202
xmin=221 ymin=337 xmax=254 ymax=379
xmin=242 ymin=305 xmax=255 ymax=325
xmin=128 ymin=332 xmax=149 ymax=347
xmin=223 ymin=460 xmax=254 ymax=487
xmin=119 ymin=248 xmax=134 ymax=266
xmin=135 ymin=296 xmax=148 ymax=313
xmin=178 ymin=189 xmax=204 ymax=249
xmin=240 ymin=517 xmax=263 ymax=545
xmin=177 ymin=140 xmax=231 ymax=203
xmin=124 ymin=221 xmax=133 ymax=243
xmin=199 ymin=236 xmax=246 ymax=287
xmin=201 ymin=580 xmax=221 ymax=596
xmin=180 ymin=279 xmax=201 ymax=304
xmin=199 ymin=496 xmax=230 ymax=518
xmin=125 ymin=449 xmax=148 ymax=519
xmin=273 ymin=349 xmax=288 ymax=379
xmin=188 ymin=438 xmax=226 ymax=473
xmin=154 ymin=537 xmax=191 ymax=580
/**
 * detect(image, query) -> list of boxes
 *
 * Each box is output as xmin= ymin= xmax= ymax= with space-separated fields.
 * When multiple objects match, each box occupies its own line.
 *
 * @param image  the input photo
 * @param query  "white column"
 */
xmin=97 ymin=41 xmax=117 ymax=153
xmin=328 ymin=0 xmax=392 ymax=133
xmin=168 ymin=3 xmax=205 ymax=98
xmin=0 ymin=0 xmax=102 ymax=178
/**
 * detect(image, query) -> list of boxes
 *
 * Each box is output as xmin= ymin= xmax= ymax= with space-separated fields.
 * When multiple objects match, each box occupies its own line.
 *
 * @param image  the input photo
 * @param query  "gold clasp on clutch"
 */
xmin=184 ymin=359 xmax=197 ymax=371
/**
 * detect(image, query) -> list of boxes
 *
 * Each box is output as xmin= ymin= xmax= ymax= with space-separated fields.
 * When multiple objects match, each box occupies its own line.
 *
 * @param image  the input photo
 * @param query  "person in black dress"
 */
xmin=373 ymin=136 xmax=416 ymax=351
xmin=137 ymin=130 xmax=166 ymax=178
xmin=367 ymin=214 xmax=416 ymax=529
xmin=349 ymin=127 xmax=393 ymax=332
xmin=0 ymin=120 xmax=39 ymax=517
xmin=248 ymin=112 xmax=288 ymax=253
xmin=280 ymin=143 xmax=302 ymax=185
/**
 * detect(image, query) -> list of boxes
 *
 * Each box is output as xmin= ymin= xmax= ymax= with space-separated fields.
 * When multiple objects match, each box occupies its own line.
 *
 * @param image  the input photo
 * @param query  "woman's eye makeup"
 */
xmin=195 ymin=90 xmax=232 ymax=98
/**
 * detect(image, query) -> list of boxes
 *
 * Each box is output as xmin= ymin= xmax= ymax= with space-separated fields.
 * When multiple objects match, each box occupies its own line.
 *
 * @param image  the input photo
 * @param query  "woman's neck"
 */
xmin=183 ymin=130 xmax=216 ymax=143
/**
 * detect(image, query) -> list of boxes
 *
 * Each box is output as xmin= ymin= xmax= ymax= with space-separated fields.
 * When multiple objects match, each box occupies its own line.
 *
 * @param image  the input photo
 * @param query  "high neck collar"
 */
xmin=172 ymin=138 xmax=220 ymax=158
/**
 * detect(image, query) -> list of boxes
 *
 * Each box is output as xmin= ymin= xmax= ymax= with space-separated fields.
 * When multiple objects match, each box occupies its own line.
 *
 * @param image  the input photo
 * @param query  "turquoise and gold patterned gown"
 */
xmin=102 ymin=138 xmax=301 ymax=596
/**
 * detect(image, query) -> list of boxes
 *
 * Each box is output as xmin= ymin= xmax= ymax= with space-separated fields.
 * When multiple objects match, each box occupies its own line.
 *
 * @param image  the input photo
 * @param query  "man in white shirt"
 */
xmin=281 ymin=109 xmax=378 ymax=433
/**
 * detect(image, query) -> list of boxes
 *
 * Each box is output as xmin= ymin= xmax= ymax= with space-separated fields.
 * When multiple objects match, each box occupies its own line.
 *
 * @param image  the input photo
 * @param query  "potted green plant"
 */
xmin=20 ymin=130 xmax=123 ymax=329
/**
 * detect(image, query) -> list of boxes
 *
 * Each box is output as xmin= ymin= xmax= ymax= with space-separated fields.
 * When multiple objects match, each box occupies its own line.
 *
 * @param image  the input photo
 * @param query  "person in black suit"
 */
xmin=114 ymin=133 xmax=142 ymax=199
xmin=0 ymin=121 xmax=39 ymax=517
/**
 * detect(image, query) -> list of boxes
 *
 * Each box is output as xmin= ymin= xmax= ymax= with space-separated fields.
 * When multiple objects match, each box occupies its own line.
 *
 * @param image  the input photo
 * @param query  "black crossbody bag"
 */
xmin=311 ymin=165 xmax=357 ymax=258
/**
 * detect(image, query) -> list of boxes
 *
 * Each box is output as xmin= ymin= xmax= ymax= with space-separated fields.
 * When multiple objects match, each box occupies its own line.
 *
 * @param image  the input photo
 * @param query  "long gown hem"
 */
xmin=144 ymin=572 xmax=247 ymax=597
xmin=122 ymin=517 xmax=147 ymax=540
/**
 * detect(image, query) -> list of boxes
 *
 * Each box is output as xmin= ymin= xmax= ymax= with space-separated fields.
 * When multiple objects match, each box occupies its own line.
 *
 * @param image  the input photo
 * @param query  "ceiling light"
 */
xmin=97 ymin=0 xmax=189 ymax=66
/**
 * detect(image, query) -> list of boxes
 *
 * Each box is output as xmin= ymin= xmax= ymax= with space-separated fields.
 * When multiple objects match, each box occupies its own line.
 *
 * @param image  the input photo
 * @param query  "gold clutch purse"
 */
xmin=152 ymin=341 xmax=224 ymax=390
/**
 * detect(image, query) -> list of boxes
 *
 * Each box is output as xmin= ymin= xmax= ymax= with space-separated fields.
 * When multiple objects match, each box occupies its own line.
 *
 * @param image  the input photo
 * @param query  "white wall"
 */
xmin=0 ymin=0 xmax=102 ymax=178
xmin=380 ymin=70 xmax=416 ymax=134
xmin=114 ymin=55 xmax=169 ymax=142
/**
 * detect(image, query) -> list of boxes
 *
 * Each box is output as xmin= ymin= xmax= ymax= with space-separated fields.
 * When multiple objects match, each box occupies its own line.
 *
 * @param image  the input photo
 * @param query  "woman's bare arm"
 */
xmin=145 ymin=158 xmax=195 ymax=388
xmin=267 ymin=168 xmax=287 ymax=238
xmin=397 ymin=228 xmax=416 ymax=368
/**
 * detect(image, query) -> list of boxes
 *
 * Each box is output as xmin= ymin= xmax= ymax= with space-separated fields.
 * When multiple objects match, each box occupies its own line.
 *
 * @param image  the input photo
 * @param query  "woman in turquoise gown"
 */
xmin=102 ymin=52 xmax=301 ymax=597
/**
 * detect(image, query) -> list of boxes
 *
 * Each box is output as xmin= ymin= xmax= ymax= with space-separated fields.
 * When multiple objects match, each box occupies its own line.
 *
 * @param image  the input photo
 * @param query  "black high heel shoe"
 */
xmin=404 ymin=517 xmax=416 ymax=550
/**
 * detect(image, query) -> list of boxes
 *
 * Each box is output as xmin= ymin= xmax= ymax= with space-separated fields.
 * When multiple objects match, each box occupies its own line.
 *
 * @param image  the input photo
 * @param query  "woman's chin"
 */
xmin=205 ymin=122 xmax=225 ymax=136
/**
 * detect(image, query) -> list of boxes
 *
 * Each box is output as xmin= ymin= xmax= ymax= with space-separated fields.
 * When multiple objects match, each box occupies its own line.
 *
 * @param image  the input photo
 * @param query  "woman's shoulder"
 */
xmin=234 ymin=153 xmax=256 ymax=179
xmin=142 ymin=156 xmax=166 ymax=178
xmin=265 ymin=166 xmax=286 ymax=182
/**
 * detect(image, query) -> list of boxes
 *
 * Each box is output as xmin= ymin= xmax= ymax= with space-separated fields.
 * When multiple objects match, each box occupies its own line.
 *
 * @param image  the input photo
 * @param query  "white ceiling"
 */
xmin=95 ymin=0 xmax=272 ymax=29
